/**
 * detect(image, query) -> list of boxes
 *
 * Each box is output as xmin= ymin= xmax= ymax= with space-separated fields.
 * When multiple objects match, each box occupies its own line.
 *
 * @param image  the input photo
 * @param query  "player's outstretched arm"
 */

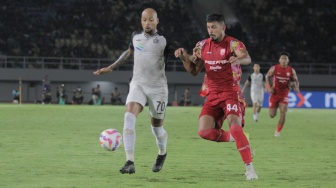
xmin=265 ymin=76 xmax=273 ymax=93
xmin=265 ymin=66 xmax=275 ymax=93
xmin=93 ymin=48 xmax=133 ymax=75
xmin=263 ymin=81 xmax=268 ymax=92
xmin=174 ymin=48 xmax=203 ymax=76
xmin=241 ymin=80 xmax=250 ymax=93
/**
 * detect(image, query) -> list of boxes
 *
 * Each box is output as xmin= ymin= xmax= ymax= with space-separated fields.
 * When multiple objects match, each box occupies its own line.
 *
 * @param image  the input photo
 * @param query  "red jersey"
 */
xmin=267 ymin=64 xmax=296 ymax=96
xmin=199 ymin=35 xmax=246 ymax=96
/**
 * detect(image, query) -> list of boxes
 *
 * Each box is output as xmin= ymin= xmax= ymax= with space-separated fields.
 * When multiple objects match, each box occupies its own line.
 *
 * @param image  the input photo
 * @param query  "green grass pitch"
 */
xmin=0 ymin=104 xmax=335 ymax=188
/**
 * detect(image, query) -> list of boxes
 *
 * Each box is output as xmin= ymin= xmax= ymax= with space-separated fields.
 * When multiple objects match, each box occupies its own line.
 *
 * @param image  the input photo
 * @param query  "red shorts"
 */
xmin=269 ymin=94 xmax=288 ymax=108
xmin=200 ymin=91 xmax=245 ymax=129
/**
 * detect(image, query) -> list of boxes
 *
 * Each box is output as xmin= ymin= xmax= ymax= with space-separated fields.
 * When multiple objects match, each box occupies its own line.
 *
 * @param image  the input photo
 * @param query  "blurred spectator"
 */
xmin=111 ymin=87 xmax=122 ymax=105
xmin=12 ymin=88 xmax=20 ymax=103
xmin=42 ymin=74 xmax=50 ymax=91
xmin=91 ymin=84 xmax=101 ymax=105
xmin=57 ymin=84 xmax=67 ymax=104
xmin=41 ymin=74 xmax=52 ymax=104
xmin=72 ymin=86 xmax=84 ymax=104
xmin=179 ymin=88 xmax=192 ymax=106
xmin=42 ymin=87 xmax=52 ymax=104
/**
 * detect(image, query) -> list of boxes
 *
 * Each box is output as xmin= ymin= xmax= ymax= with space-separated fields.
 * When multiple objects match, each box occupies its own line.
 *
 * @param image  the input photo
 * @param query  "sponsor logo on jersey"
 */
xmin=209 ymin=65 xmax=222 ymax=71
xmin=135 ymin=44 xmax=144 ymax=51
xmin=205 ymin=60 xmax=228 ymax=65
xmin=205 ymin=60 xmax=228 ymax=71
xmin=153 ymin=38 xmax=159 ymax=43
xmin=276 ymin=75 xmax=290 ymax=83
xmin=220 ymin=49 xmax=226 ymax=56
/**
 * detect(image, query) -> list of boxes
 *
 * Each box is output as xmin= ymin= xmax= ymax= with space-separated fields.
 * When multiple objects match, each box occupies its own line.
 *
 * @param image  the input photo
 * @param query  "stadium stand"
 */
xmin=0 ymin=0 xmax=335 ymax=68
xmin=0 ymin=0 xmax=199 ymax=59
xmin=228 ymin=0 xmax=335 ymax=63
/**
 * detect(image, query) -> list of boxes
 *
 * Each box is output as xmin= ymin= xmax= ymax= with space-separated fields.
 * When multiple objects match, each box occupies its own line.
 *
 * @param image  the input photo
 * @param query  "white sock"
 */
xmin=151 ymin=125 xmax=168 ymax=155
xmin=253 ymin=114 xmax=257 ymax=121
xmin=123 ymin=112 xmax=136 ymax=162
xmin=246 ymin=162 xmax=255 ymax=172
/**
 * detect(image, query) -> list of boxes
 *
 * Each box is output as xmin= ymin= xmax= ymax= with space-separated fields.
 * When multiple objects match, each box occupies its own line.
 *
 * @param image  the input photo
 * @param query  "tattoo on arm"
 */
xmin=265 ymin=75 xmax=271 ymax=87
xmin=110 ymin=49 xmax=133 ymax=69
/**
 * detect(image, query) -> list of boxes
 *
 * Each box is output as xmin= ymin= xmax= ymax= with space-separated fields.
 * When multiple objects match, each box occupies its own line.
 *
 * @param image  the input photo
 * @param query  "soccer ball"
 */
xmin=99 ymin=129 xmax=122 ymax=151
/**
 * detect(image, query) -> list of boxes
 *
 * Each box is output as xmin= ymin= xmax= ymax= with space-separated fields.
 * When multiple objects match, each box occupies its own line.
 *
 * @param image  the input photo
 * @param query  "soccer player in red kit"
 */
xmin=265 ymin=52 xmax=300 ymax=137
xmin=174 ymin=13 xmax=257 ymax=180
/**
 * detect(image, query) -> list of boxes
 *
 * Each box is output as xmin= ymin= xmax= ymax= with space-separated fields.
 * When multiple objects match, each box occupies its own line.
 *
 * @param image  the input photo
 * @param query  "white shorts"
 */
xmin=250 ymin=90 xmax=264 ymax=106
xmin=126 ymin=82 xmax=168 ymax=119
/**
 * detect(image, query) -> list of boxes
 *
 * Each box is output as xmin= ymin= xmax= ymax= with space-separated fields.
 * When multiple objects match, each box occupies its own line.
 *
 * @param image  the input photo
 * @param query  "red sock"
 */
xmin=230 ymin=125 xmax=252 ymax=164
xmin=276 ymin=124 xmax=283 ymax=132
xmin=198 ymin=128 xmax=230 ymax=142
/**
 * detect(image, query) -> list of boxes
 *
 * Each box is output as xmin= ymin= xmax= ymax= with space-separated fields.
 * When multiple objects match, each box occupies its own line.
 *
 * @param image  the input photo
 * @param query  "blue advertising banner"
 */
xmin=262 ymin=91 xmax=336 ymax=109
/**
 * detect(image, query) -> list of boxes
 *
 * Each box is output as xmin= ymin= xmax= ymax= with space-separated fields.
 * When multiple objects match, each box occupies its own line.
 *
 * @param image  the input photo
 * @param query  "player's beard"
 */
xmin=144 ymin=28 xmax=154 ymax=35
xmin=210 ymin=34 xmax=223 ymax=43
xmin=210 ymin=35 xmax=218 ymax=42
xmin=210 ymin=33 xmax=224 ymax=43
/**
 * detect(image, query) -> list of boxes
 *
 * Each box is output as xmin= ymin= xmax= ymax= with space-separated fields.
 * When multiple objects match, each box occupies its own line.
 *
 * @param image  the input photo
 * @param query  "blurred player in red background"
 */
xmin=265 ymin=52 xmax=300 ymax=137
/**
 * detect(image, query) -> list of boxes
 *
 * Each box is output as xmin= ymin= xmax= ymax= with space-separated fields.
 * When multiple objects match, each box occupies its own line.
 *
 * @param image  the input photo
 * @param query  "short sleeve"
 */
xmin=128 ymin=31 xmax=138 ymax=50
xmin=267 ymin=66 xmax=275 ymax=76
xmin=230 ymin=39 xmax=246 ymax=52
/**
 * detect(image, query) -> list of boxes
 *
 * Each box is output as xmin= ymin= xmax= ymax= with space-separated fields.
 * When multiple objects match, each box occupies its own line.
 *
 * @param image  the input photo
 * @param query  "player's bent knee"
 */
xmin=269 ymin=110 xmax=276 ymax=118
xmin=198 ymin=129 xmax=216 ymax=141
xmin=198 ymin=129 xmax=209 ymax=139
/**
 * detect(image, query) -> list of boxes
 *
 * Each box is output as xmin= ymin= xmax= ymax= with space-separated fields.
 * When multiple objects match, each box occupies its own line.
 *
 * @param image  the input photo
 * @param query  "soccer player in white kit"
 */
xmin=94 ymin=8 xmax=173 ymax=174
xmin=241 ymin=64 xmax=266 ymax=122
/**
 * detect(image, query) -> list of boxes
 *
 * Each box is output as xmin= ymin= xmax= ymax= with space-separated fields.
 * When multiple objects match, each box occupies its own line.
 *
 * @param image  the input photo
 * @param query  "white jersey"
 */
xmin=248 ymin=72 xmax=265 ymax=92
xmin=130 ymin=31 xmax=170 ymax=87
xmin=126 ymin=31 xmax=173 ymax=118
xmin=247 ymin=72 xmax=265 ymax=105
